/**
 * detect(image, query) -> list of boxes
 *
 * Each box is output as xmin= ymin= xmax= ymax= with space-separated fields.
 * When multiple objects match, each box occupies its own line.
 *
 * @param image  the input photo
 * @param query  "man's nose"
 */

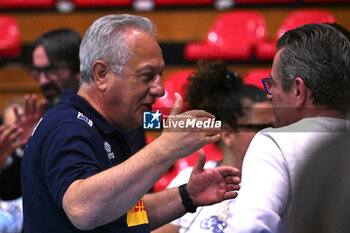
xmin=150 ymin=76 xmax=165 ymax=97
xmin=37 ymin=72 xmax=51 ymax=86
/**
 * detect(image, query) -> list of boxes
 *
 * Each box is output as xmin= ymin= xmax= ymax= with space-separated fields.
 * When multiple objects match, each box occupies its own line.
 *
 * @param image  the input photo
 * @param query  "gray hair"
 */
xmin=276 ymin=23 xmax=350 ymax=109
xmin=79 ymin=14 xmax=156 ymax=85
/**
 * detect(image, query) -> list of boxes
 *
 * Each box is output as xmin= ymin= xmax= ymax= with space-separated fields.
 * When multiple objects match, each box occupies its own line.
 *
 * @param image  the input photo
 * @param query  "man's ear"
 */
xmin=92 ymin=60 xmax=109 ymax=91
xmin=221 ymin=124 xmax=235 ymax=147
xmin=293 ymin=77 xmax=309 ymax=108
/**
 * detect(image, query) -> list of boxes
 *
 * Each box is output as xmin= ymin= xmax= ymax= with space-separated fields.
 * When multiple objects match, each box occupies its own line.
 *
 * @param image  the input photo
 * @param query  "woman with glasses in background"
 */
xmin=153 ymin=60 xmax=275 ymax=233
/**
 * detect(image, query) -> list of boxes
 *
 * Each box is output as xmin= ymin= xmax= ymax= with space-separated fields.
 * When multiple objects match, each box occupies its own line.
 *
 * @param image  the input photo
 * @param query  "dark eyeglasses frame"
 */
xmin=28 ymin=65 xmax=63 ymax=80
xmin=261 ymin=78 xmax=274 ymax=95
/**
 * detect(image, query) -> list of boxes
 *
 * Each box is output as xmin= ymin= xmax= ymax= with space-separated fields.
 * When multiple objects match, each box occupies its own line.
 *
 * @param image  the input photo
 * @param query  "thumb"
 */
xmin=13 ymin=104 xmax=21 ymax=122
xmin=169 ymin=92 xmax=183 ymax=116
xmin=193 ymin=149 xmax=206 ymax=173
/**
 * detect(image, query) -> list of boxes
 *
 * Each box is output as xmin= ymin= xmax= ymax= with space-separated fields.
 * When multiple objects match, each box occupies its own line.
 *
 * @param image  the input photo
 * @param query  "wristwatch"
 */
xmin=179 ymin=183 xmax=197 ymax=213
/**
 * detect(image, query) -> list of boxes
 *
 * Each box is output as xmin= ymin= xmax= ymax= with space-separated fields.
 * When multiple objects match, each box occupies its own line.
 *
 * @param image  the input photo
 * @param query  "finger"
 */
xmin=8 ymin=128 xmax=23 ymax=142
xmin=169 ymin=93 xmax=183 ymax=116
xmin=0 ymin=125 xmax=17 ymax=142
xmin=13 ymin=105 xmax=21 ymax=122
xmin=31 ymin=94 xmax=38 ymax=115
xmin=226 ymin=184 xmax=241 ymax=192
xmin=218 ymin=166 xmax=241 ymax=177
xmin=0 ymin=125 xmax=5 ymax=140
xmin=225 ymin=176 xmax=241 ymax=185
xmin=13 ymin=137 xmax=27 ymax=148
xmin=13 ymin=142 xmax=26 ymax=148
xmin=7 ymin=125 xmax=20 ymax=141
xmin=202 ymin=134 xmax=221 ymax=145
xmin=193 ymin=149 xmax=206 ymax=173
xmin=223 ymin=191 xmax=238 ymax=200
xmin=199 ymin=127 xmax=221 ymax=136
xmin=24 ymin=94 xmax=30 ymax=115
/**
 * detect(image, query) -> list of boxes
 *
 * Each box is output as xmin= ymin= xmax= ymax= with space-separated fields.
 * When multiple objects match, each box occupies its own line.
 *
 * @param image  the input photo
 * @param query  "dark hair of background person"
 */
xmin=276 ymin=23 xmax=350 ymax=110
xmin=186 ymin=60 xmax=267 ymax=130
xmin=29 ymin=28 xmax=81 ymax=74
xmin=288 ymin=133 xmax=350 ymax=233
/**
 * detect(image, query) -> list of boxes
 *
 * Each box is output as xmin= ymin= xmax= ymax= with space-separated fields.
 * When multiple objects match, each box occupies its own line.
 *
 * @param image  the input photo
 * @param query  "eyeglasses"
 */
xmin=28 ymin=65 xmax=61 ymax=80
xmin=237 ymin=123 xmax=274 ymax=131
xmin=261 ymin=78 xmax=274 ymax=95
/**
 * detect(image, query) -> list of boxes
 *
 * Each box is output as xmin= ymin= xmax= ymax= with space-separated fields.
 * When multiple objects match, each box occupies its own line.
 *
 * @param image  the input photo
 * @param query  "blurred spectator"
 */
xmin=0 ymin=98 xmax=26 ymax=199
xmin=153 ymin=60 xmax=275 ymax=233
xmin=0 ymin=28 xmax=81 ymax=233
xmin=28 ymin=28 xmax=81 ymax=109
xmin=0 ymin=99 xmax=26 ymax=233
xmin=0 ymin=29 xmax=82 ymax=200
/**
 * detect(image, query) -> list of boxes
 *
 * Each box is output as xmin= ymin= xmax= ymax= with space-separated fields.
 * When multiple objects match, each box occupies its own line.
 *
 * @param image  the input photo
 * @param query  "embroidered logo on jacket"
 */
xmin=104 ymin=141 xmax=115 ymax=159
xmin=77 ymin=112 xmax=93 ymax=127
xmin=127 ymin=199 xmax=149 ymax=227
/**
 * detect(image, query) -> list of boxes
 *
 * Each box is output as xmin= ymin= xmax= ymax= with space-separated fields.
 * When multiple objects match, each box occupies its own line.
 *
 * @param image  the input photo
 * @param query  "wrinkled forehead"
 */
xmin=123 ymin=29 xmax=164 ymax=69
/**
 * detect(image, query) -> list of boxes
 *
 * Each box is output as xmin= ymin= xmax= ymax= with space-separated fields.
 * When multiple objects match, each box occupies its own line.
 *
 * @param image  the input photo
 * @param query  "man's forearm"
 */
xmin=144 ymin=188 xmax=187 ymax=231
xmin=62 ymin=139 xmax=176 ymax=230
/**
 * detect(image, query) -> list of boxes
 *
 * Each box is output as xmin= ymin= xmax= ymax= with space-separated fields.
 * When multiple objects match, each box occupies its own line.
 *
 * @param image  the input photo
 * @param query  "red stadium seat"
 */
xmin=152 ymin=69 xmax=194 ymax=116
xmin=72 ymin=0 xmax=132 ymax=7
xmin=0 ymin=0 xmax=54 ymax=8
xmin=256 ymin=9 xmax=336 ymax=60
xmin=304 ymin=0 xmax=349 ymax=2
xmin=0 ymin=15 xmax=21 ymax=58
xmin=184 ymin=10 xmax=268 ymax=61
xmin=235 ymin=0 xmax=294 ymax=3
xmin=243 ymin=68 xmax=271 ymax=90
xmin=155 ymin=0 xmax=213 ymax=5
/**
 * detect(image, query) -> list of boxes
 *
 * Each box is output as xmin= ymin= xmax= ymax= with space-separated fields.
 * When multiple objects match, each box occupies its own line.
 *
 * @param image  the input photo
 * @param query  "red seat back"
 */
xmin=0 ymin=15 xmax=21 ymax=58
xmin=256 ymin=9 xmax=336 ymax=59
xmin=0 ymin=0 xmax=54 ymax=8
xmin=73 ymin=0 xmax=131 ymax=7
xmin=185 ymin=10 xmax=267 ymax=60
xmin=276 ymin=9 xmax=336 ymax=39
xmin=155 ymin=0 xmax=213 ymax=5
xmin=243 ymin=68 xmax=271 ymax=90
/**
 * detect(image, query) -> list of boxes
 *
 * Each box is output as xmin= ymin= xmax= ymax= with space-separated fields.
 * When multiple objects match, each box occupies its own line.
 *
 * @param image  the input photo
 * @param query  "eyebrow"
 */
xmin=137 ymin=65 xmax=165 ymax=74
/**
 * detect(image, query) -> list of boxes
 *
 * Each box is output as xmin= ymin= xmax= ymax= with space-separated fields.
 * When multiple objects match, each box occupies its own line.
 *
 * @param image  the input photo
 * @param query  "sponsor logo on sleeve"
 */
xmin=104 ymin=141 xmax=115 ymax=159
xmin=77 ymin=112 xmax=93 ymax=127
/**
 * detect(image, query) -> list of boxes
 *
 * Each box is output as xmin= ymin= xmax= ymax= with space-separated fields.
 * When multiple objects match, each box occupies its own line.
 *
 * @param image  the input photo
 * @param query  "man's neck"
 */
xmin=298 ymin=106 xmax=347 ymax=121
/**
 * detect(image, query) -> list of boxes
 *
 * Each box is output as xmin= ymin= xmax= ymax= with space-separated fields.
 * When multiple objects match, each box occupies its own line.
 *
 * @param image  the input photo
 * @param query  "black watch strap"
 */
xmin=179 ymin=183 xmax=197 ymax=213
